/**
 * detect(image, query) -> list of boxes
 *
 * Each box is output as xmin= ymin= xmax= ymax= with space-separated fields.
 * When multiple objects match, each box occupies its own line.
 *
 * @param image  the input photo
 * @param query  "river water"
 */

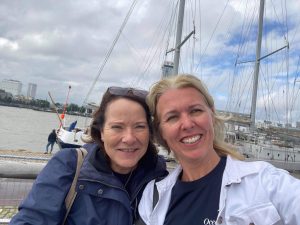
xmin=0 ymin=105 xmax=91 ymax=153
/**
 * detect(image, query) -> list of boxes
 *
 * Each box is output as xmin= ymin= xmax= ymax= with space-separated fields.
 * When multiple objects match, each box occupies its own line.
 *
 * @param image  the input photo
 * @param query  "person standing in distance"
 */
xmin=45 ymin=129 xmax=57 ymax=154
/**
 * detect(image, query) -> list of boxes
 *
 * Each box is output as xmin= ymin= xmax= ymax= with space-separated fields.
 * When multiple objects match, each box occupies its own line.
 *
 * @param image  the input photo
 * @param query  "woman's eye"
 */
xmin=135 ymin=124 xmax=147 ymax=129
xmin=191 ymin=108 xmax=202 ymax=114
xmin=111 ymin=125 xmax=122 ymax=130
xmin=166 ymin=115 xmax=177 ymax=122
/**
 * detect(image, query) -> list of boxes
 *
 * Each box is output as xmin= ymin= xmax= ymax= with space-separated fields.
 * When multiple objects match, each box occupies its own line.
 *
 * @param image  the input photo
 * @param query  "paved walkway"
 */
xmin=0 ymin=206 xmax=17 ymax=221
xmin=0 ymin=150 xmax=47 ymax=222
xmin=0 ymin=177 xmax=34 ymax=222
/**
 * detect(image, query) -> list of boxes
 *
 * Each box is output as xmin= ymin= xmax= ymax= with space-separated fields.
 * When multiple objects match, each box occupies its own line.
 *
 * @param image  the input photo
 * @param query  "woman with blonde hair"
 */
xmin=138 ymin=74 xmax=300 ymax=225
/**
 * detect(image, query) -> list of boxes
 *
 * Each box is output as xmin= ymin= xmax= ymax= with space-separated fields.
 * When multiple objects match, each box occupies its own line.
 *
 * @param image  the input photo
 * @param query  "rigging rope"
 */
xmin=194 ymin=0 xmax=230 ymax=73
xmin=82 ymin=0 xmax=138 ymax=106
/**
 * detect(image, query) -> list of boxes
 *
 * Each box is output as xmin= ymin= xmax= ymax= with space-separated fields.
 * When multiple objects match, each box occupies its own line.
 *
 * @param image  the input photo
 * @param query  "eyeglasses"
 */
xmin=107 ymin=86 xmax=148 ymax=99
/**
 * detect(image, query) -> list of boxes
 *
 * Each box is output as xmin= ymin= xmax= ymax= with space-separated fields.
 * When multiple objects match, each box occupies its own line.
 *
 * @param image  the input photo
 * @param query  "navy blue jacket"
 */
xmin=10 ymin=143 xmax=168 ymax=225
xmin=48 ymin=131 xmax=57 ymax=143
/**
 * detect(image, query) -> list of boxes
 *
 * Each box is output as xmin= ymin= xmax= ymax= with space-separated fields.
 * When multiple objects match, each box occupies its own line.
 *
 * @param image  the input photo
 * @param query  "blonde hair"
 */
xmin=147 ymin=74 xmax=243 ymax=160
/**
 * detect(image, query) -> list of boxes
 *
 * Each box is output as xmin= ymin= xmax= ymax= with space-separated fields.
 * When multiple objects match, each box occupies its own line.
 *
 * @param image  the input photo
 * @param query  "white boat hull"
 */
xmin=56 ymin=127 xmax=86 ymax=149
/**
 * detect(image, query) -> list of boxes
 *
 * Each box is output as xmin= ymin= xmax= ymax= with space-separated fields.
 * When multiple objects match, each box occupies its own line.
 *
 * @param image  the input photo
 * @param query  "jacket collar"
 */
xmin=222 ymin=155 xmax=260 ymax=186
xmin=79 ymin=143 xmax=168 ymax=190
xmin=156 ymin=164 xmax=182 ymax=191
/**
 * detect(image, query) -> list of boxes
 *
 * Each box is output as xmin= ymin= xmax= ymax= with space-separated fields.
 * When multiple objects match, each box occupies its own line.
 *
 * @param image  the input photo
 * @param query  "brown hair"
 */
xmin=147 ymin=74 xmax=243 ymax=160
xmin=90 ymin=87 xmax=158 ymax=157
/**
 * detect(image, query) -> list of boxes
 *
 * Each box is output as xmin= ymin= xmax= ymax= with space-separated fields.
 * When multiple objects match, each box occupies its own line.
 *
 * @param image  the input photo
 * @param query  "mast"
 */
xmin=163 ymin=0 xmax=194 ymax=77
xmin=250 ymin=0 xmax=265 ymax=130
xmin=173 ymin=0 xmax=186 ymax=75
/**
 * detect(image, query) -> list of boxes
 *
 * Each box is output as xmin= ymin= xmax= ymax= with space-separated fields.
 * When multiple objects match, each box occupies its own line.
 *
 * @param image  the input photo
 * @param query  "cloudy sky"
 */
xmin=1 ymin=0 xmax=300 ymax=124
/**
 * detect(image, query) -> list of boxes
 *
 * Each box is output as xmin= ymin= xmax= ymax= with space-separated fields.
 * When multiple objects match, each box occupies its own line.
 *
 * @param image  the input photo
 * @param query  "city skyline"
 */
xmin=0 ymin=78 xmax=38 ymax=99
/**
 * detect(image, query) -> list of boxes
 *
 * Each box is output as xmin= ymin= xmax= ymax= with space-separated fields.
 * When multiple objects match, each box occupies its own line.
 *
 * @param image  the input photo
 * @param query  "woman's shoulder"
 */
xmin=51 ymin=143 xmax=97 ymax=166
xmin=226 ymin=156 xmax=291 ymax=182
xmin=51 ymin=148 xmax=78 ymax=164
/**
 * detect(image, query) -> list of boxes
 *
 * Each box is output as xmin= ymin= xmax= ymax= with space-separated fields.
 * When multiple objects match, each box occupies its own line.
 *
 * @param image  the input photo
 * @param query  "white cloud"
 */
xmin=0 ymin=0 xmax=299 ymax=123
xmin=0 ymin=37 xmax=19 ymax=50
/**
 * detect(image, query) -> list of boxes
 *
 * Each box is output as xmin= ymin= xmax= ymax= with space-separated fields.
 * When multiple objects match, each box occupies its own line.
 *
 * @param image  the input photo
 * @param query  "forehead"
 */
xmin=157 ymin=87 xmax=208 ymax=113
xmin=105 ymin=98 xmax=146 ymax=117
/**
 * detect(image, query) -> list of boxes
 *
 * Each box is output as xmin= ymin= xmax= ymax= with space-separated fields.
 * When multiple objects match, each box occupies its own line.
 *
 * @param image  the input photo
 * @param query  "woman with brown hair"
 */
xmin=11 ymin=86 xmax=168 ymax=225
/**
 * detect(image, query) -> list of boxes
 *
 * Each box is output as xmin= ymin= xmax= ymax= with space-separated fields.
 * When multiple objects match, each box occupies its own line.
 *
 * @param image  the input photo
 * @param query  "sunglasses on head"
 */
xmin=107 ymin=86 xmax=148 ymax=99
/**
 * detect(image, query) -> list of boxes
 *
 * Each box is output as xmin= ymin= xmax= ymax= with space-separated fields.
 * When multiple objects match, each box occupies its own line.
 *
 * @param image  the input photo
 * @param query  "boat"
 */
xmin=50 ymin=0 xmax=300 ymax=170
xmin=56 ymin=124 xmax=86 ymax=149
xmin=219 ymin=0 xmax=300 ymax=170
xmin=49 ymin=86 xmax=92 ymax=149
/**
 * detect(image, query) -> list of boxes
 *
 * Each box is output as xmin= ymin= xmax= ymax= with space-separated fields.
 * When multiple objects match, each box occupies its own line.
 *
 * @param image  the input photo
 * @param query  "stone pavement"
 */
xmin=0 ymin=150 xmax=48 ymax=222
xmin=0 ymin=206 xmax=17 ymax=221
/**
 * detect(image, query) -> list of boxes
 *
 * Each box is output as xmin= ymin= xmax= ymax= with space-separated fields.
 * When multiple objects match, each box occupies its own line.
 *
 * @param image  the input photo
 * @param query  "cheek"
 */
xmin=160 ymin=125 xmax=170 ymax=142
xmin=142 ymin=131 xmax=150 ymax=143
xmin=207 ymin=115 xmax=215 ymax=131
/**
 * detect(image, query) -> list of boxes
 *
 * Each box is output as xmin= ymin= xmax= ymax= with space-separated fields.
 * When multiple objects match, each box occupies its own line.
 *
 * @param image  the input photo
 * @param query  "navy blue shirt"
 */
xmin=164 ymin=157 xmax=226 ymax=225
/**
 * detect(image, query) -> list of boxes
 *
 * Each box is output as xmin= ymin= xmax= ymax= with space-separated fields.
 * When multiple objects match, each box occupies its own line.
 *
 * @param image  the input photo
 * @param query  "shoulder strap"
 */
xmin=62 ymin=147 xmax=88 ymax=224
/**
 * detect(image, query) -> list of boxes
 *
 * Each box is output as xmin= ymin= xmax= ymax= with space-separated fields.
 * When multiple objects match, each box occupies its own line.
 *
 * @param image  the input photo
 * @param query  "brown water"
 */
xmin=0 ymin=105 xmax=91 ymax=152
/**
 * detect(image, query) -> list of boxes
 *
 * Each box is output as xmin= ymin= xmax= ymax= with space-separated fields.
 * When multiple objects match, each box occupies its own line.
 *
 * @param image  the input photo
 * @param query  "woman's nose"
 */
xmin=180 ymin=114 xmax=195 ymax=130
xmin=122 ymin=129 xmax=136 ymax=144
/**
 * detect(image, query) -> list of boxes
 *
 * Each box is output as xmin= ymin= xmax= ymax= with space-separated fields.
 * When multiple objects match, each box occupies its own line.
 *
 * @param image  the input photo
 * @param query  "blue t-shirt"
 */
xmin=164 ymin=157 xmax=226 ymax=225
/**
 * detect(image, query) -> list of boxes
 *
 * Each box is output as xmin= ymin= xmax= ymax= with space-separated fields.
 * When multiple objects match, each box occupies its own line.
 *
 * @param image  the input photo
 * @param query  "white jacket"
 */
xmin=138 ymin=156 xmax=300 ymax=225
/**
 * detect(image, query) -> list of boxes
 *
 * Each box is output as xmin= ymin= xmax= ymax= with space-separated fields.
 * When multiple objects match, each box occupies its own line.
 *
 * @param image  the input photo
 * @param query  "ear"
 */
xmin=211 ymin=106 xmax=216 ymax=113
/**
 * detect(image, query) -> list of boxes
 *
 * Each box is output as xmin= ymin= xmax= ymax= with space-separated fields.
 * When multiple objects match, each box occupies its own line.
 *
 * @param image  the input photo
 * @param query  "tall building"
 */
xmin=27 ymin=83 xmax=37 ymax=99
xmin=0 ymin=79 xmax=22 ymax=96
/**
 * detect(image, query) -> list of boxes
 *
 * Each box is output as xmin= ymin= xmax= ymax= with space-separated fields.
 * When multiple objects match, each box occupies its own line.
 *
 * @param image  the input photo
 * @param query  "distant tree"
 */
xmin=67 ymin=103 xmax=80 ymax=112
xmin=79 ymin=106 xmax=87 ymax=113
xmin=3 ymin=96 xmax=12 ymax=103
xmin=35 ymin=99 xmax=50 ymax=108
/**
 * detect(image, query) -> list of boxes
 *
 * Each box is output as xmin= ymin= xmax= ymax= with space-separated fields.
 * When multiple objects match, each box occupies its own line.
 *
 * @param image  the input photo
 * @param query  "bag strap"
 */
xmin=62 ymin=147 xmax=88 ymax=224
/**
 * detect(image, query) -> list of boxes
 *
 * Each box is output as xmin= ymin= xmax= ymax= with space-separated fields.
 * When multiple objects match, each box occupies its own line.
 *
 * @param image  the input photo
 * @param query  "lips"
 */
xmin=181 ymin=134 xmax=202 ymax=144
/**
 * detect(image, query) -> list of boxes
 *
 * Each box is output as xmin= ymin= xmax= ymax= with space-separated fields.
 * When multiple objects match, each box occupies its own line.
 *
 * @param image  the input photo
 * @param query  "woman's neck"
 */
xmin=179 ymin=152 xmax=220 ymax=182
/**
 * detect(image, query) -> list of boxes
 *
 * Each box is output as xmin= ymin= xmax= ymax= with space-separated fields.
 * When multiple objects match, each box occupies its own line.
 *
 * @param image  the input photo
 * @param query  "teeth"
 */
xmin=120 ymin=148 xmax=136 ymax=152
xmin=182 ymin=135 xmax=201 ymax=144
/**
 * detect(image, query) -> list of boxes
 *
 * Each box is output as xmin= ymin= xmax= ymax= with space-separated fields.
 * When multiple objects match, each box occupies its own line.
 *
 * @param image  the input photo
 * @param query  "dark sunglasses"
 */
xmin=107 ymin=86 xmax=148 ymax=99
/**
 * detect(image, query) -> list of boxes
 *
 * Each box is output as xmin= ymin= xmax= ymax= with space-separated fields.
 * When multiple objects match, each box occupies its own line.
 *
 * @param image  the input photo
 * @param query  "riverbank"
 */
xmin=0 ymin=149 xmax=53 ymax=162
xmin=0 ymin=102 xmax=92 ymax=117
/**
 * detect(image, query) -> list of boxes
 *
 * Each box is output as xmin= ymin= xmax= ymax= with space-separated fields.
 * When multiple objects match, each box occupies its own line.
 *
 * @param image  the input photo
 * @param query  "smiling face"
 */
xmin=157 ymin=87 xmax=219 ymax=166
xmin=100 ymin=98 xmax=149 ymax=174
